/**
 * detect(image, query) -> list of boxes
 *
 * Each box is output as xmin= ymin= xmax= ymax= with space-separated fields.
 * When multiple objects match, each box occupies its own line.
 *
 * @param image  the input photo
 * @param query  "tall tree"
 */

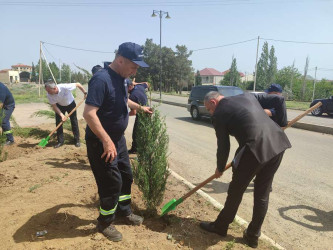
xmin=256 ymin=42 xmax=269 ymax=90
xmin=174 ymin=45 xmax=193 ymax=94
xmin=31 ymin=62 xmax=37 ymax=82
xmin=221 ymin=57 xmax=240 ymax=86
xmin=195 ymin=70 xmax=202 ymax=86
xmin=61 ymin=64 xmax=73 ymax=83
xmin=267 ymin=45 xmax=277 ymax=84
xmin=301 ymin=56 xmax=310 ymax=100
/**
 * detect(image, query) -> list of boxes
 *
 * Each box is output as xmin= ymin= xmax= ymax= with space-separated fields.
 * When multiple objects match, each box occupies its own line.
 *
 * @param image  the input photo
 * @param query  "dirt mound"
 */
xmin=0 ymin=126 xmax=274 ymax=249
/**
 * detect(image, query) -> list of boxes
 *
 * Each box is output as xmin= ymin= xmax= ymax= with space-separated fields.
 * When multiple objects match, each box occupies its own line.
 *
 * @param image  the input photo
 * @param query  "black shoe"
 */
xmin=128 ymin=148 xmax=137 ymax=154
xmin=75 ymin=142 xmax=81 ymax=147
xmin=54 ymin=142 xmax=64 ymax=148
xmin=243 ymin=229 xmax=258 ymax=248
xmin=199 ymin=222 xmax=227 ymax=237
xmin=4 ymin=140 xmax=14 ymax=146
xmin=97 ymin=222 xmax=122 ymax=242
xmin=125 ymin=213 xmax=144 ymax=226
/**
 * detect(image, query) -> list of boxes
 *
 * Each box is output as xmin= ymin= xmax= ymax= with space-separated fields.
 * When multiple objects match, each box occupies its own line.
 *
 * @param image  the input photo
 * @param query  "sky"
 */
xmin=0 ymin=0 xmax=333 ymax=80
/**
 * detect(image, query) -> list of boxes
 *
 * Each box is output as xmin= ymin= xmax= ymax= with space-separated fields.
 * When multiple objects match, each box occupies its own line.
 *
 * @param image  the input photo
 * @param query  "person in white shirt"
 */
xmin=45 ymin=80 xmax=87 ymax=148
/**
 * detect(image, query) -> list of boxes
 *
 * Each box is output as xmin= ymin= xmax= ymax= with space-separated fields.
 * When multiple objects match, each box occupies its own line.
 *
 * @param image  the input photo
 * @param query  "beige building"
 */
xmin=11 ymin=63 xmax=32 ymax=73
xmin=0 ymin=69 xmax=20 ymax=84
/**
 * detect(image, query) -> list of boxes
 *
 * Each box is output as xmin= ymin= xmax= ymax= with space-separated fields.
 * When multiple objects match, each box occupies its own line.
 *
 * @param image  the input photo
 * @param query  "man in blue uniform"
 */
xmin=254 ymin=83 xmax=287 ymax=127
xmin=127 ymin=79 xmax=149 ymax=154
xmin=83 ymin=42 xmax=152 ymax=242
xmin=0 ymin=82 xmax=15 ymax=145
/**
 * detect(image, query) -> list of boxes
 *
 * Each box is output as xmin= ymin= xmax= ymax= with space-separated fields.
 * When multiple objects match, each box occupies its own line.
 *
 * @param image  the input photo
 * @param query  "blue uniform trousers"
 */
xmin=1 ymin=105 xmax=15 ymax=142
xmin=86 ymin=135 xmax=133 ymax=225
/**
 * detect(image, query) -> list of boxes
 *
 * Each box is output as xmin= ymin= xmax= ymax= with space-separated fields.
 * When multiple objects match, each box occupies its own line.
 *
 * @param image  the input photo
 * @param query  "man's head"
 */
xmin=266 ymin=83 xmax=282 ymax=95
xmin=204 ymin=91 xmax=223 ymax=115
xmin=91 ymin=65 xmax=102 ymax=75
xmin=44 ymin=79 xmax=58 ymax=95
xmin=111 ymin=42 xmax=149 ymax=78
xmin=126 ymin=78 xmax=134 ymax=92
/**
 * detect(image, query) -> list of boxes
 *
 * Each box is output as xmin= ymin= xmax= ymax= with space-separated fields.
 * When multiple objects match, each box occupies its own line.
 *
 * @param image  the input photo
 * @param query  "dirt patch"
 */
xmin=0 ymin=123 xmax=275 ymax=249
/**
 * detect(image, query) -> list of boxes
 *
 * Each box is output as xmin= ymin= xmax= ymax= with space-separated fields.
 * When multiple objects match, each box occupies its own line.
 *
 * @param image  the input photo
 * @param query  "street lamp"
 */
xmin=151 ymin=10 xmax=171 ymax=99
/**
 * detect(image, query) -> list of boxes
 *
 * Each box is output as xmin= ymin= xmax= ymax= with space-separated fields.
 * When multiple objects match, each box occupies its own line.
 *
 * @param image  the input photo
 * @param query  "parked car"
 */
xmin=187 ymin=85 xmax=243 ymax=120
xmin=310 ymin=96 xmax=333 ymax=116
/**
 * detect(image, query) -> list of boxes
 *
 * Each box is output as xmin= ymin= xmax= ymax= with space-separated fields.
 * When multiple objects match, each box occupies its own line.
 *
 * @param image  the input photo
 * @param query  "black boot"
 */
xmin=199 ymin=221 xmax=227 ymax=237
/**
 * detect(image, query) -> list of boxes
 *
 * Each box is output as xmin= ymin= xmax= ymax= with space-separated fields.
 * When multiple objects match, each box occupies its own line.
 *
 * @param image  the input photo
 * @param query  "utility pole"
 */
xmin=253 ymin=36 xmax=260 ymax=92
xmin=38 ymin=41 xmax=42 ymax=97
xmin=311 ymin=66 xmax=317 ymax=102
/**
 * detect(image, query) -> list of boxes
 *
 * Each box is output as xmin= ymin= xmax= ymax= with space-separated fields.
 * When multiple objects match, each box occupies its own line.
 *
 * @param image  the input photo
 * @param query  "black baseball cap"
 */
xmin=118 ymin=42 xmax=149 ymax=68
xmin=266 ymin=83 xmax=282 ymax=93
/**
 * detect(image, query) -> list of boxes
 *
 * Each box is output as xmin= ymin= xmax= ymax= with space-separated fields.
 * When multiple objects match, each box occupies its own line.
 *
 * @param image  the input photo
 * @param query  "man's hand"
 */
xmin=60 ymin=113 xmax=67 ymax=122
xmin=215 ymin=168 xmax=223 ymax=178
xmin=101 ymin=139 xmax=117 ymax=163
xmin=141 ymin=106 xmax=153 ymax=114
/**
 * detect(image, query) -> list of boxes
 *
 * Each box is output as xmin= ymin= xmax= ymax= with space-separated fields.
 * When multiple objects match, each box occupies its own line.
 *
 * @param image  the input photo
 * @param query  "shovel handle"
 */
xmin=282 ymin=101 xmax=322 ymax=130
xmin=47 ymin=98 xmax=85 ymax=138
xmin=180 ymin=102 xmax=323 ymax=202
xmin=181 ymin=162 xmax=232 ymax=200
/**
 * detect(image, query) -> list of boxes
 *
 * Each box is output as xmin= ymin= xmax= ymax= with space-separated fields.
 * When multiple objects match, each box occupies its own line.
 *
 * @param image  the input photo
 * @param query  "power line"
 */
xmin=0 ymin=0 xmax=328 ymax=6
xmin=192 ymin=38 xmax=257 ymax=52
xmin=42 ymin=41 xmax=114 ymax=54
xmin=261 ymin=38 xmax=333 ymax=45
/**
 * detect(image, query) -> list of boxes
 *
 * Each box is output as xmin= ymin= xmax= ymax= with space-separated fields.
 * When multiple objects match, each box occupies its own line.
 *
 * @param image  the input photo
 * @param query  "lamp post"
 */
xmin=151 ymin=10 xmax=171 ymax=99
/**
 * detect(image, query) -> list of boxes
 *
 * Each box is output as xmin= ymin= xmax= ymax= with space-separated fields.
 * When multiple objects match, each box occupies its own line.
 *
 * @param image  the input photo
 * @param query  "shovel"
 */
xmin=38 ymin=98 xmax=85 ymax=147
xmin=161 ymin=102 xmax=322 ymax=216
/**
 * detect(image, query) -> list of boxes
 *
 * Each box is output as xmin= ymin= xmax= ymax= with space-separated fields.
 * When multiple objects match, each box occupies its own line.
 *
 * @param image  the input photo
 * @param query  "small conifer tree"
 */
xmin=132 ymin=108 xmax=169 ymax=214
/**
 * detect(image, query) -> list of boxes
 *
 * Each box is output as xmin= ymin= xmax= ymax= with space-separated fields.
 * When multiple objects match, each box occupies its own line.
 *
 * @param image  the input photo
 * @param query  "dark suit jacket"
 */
xmin=253 ymin=93 xmax=288 ymax=127
xmin=213 ymin=93 xmax=291 ymax=172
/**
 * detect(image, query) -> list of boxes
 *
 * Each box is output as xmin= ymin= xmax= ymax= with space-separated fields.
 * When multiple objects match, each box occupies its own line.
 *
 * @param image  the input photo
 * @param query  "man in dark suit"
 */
xmin=200 ymin=91 xmax=291 ymax=248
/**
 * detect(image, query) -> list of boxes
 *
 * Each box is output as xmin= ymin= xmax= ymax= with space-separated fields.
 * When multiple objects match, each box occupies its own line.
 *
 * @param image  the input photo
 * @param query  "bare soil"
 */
xmin=0 ymin=120 xmax=275 ymax=249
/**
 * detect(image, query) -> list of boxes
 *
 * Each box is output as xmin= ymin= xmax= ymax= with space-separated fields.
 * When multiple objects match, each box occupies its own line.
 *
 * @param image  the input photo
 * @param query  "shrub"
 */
xmin=132 ymin=108 xmax=169 ymax=214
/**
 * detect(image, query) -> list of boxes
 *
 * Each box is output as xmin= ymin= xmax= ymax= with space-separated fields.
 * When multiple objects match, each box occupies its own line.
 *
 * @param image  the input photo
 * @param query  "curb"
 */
xmin=169 ymin=169 xmax=285 ymax=250
xmin=151 ymin=98 xmax=333 ymax=135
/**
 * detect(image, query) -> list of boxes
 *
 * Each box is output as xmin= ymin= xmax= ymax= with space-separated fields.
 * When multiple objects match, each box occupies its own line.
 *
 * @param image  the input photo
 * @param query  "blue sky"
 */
xmin=0 ymin=0 xmax=332 ymax=80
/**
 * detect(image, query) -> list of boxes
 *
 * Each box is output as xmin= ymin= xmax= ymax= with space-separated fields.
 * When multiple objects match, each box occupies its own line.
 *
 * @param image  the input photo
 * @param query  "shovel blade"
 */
xmin=161 ymin=198 xmax=183 ymax=216
xmin=38 ymin=136 xmax=50 ymax=148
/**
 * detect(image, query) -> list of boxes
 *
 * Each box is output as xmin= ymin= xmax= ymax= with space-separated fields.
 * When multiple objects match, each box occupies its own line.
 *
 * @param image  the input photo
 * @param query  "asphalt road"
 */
xmin=140 ymin=101 xmax=333 ymax=250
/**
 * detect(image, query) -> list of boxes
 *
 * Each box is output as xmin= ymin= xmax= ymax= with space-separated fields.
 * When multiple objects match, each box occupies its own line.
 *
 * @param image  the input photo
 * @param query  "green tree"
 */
xmin=267 ymin=46 xmax=277 ymax=84
xmin=221 ymin=57 xmax=241 ymax=86
xmin=256 ymin=42 xmax=278 ymax=90
xmin=195 ymin=70 xmax=202 ymax=86
xmin=61 ymin=64 xmax=72 ymax=83
xmin=275 ymin=66 xmax=301 ymax=90
xmin=31 ymin=62 xmax=37 ymax=82
xmin=36 ymin=59 xmax=59 ymax=83
xmin=256 ymin=42 xmax=269 ymax=90
xmin=174 ymin=45 xmax=193 ymax=94
xmin=132 ymin=109 xmax=169 ymax=214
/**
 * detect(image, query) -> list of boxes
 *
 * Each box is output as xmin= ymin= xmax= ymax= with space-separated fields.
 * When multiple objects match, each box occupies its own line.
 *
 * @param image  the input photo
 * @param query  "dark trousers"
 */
xmin=86 ymin=135 xmax=133 ymax=225
xmin=55 ymin=101 xmax=79 ymax=143
xmin=131 ymin=115 xmax=139 ymax=151
xmin=1 ymin=105 xmax=15 ymax=142
xmin=214 ymin=147 xmax=284 ymax=237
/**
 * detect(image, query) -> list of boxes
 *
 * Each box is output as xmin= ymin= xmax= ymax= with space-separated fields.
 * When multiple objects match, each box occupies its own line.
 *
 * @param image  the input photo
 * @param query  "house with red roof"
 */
xmin=199 ymin=68 xmax=224 ymax=85
xmin=11 ymin=64 xmax=32 ymax=73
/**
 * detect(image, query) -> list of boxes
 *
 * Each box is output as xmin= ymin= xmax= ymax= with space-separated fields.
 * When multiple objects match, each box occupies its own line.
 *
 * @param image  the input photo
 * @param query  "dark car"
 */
xmin=310 ymin=96 xmax=333 ymax=116
xmin=187 ymin=85 xmax=243 ymax=120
